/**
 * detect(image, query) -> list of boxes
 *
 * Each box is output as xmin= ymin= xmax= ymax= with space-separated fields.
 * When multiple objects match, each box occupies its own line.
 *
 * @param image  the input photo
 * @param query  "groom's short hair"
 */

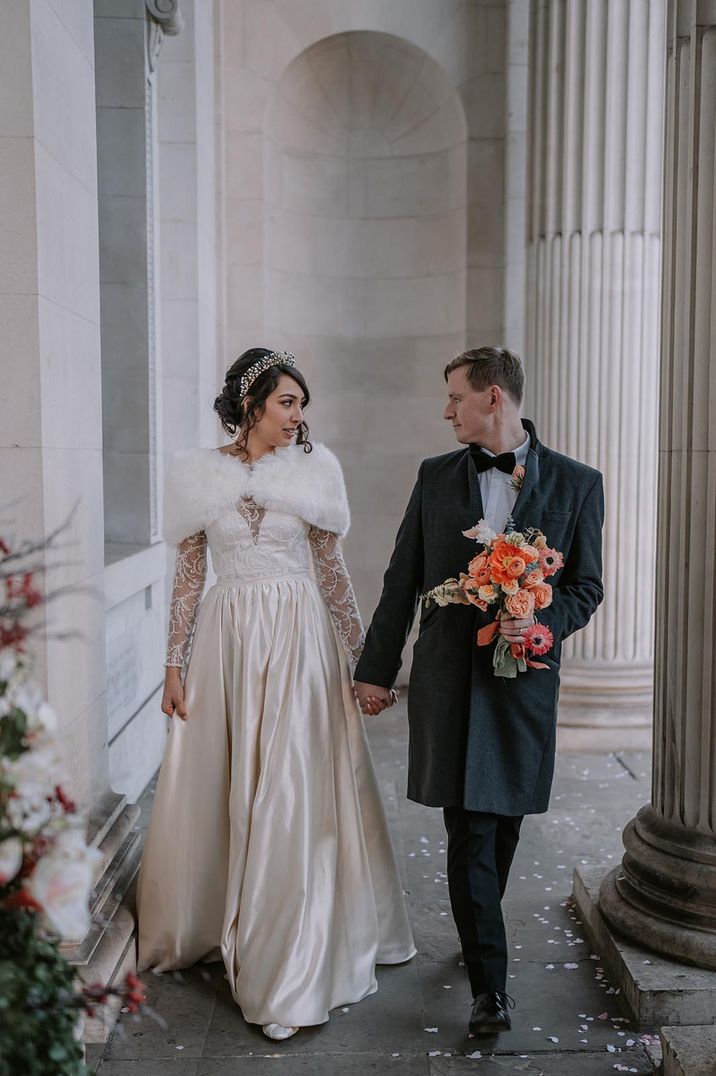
xmin=444 ymin=346 xmax=524 ymax=406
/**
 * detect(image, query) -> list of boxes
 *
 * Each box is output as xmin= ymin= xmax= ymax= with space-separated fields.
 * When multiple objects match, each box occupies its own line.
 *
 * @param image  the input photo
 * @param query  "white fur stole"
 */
xmin=164 ymin=442 xmax=350 ymax=545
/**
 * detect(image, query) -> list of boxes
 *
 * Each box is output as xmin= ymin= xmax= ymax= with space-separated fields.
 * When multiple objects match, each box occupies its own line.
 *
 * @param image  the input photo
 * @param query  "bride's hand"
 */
xmin=162 ymin=667 xmax=188 ymax=720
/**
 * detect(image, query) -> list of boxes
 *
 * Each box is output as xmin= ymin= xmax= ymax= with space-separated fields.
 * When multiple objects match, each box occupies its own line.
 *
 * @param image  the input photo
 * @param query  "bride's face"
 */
xmin=251 ymin=374 xmax=306 ymax=448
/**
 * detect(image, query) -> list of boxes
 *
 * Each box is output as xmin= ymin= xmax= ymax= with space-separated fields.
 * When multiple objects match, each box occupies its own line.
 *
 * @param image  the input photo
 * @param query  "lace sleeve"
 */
xmin=166 ymin=532 xmax=208 ymax=669
xmin=309 ymin=527 xmax=365 ymax=674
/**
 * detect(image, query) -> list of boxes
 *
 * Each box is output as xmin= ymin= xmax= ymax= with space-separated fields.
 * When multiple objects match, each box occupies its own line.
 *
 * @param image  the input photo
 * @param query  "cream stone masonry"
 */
xmin=0 ymin=0 xmax=152 ymax=1046
xmin=216 ymin=0 xmax=529 ymax=630
xmin=525 ymin=0 xmax=665 ymax=745
xmin=0 ymin=0 xmax=107 ymax=807
xmin=599 ymin=0 xmax=716 ymax=971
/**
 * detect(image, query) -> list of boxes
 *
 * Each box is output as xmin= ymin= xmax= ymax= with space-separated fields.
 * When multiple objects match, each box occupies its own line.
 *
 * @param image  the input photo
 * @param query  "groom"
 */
xmin=354 ymin=347 xmax=604 ymax=1036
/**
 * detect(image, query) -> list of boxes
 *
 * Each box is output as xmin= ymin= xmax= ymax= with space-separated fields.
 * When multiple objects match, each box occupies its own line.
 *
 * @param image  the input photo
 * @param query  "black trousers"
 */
xmin=443 ymin=807 xmax=523 ymax=997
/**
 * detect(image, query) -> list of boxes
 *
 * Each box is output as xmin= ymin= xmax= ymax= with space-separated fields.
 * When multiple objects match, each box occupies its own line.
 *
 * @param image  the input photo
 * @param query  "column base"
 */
xmin=557 ymin=659 xmax=653 ymax=729
xmin=600 ymin=805 xmax=716 ymax=970
xmin=572 ymin=865 xmax=716 ymax=1028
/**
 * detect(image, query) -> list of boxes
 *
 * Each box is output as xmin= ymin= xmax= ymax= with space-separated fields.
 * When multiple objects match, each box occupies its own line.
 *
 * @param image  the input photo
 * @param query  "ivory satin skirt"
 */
xmin=136 ymin=575 xmax=416 ymax=1027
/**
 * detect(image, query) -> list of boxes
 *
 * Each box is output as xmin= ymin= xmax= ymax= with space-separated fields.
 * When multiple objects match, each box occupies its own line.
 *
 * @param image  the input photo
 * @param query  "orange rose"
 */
xmin=468 ymin=552 xmax=488 ymax=575
xmin=466 ymin=554 xmax=492 ymax=587
xmin=528 ymin=581 xmax=552 ymax=609
xmin=504 ymin=588 xmax=535 ymax=618
xmin=506 ymin=556 xmax=526 ymax=578
xmin=489 ymin=541 xmax=538 ymax=584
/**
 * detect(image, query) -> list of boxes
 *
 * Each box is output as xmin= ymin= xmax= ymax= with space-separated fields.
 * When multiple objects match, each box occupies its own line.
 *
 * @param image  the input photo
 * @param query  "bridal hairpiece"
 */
xmin=239 ymin=351 xmax=295 ymax=396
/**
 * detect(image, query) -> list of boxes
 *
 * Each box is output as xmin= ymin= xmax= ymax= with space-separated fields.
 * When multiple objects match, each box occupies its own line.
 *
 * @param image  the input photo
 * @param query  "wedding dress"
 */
xmin=136 ymin=444 xmax=415 ymax=1028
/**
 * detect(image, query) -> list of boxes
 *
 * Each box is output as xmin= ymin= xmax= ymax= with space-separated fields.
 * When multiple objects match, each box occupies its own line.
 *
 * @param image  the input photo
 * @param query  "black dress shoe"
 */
xmin=469 ymin=991 xmax=515 ymax=1035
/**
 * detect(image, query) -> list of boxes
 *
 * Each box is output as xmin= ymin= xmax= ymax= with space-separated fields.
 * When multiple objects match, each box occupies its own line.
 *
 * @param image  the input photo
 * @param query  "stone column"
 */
xmin=599 ymin=0 xmax=716 ymax=968
xmin=525 ymin=0 xmax=665 ymax=743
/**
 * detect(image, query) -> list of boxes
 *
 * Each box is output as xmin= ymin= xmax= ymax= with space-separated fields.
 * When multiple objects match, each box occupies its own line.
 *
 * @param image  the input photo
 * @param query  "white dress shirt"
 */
xmin=475 ymin=431 xmax=530 ymax=534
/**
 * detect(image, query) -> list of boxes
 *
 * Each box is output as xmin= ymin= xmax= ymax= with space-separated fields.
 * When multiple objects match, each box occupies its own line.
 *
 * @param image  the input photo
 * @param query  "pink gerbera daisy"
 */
xmin=538 ymin=547 xmax=564 ymax=577
xmin=523 ymin=622 xmax=554 ymax=656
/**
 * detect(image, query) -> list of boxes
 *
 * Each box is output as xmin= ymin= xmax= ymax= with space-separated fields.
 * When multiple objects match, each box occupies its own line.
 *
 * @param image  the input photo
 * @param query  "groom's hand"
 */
xmin=354 ymin=681 xmax=393 ymax=716
xmin=499 ymin=615 xmax=535 ymax=644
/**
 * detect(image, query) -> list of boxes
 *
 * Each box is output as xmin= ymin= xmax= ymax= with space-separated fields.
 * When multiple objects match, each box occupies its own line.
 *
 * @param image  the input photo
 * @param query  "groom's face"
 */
xmin=444 ymin=366 xmax=493 ymax=446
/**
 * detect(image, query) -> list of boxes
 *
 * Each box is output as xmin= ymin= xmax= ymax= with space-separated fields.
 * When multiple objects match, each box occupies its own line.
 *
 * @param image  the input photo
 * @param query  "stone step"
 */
xmin=573 ymin=865 xmax=716 ymax=1028
xmin=661 ymin=1025 xmax=716 ymax=1075
xmin=60 ymin=795 xmax=144 ymax=1044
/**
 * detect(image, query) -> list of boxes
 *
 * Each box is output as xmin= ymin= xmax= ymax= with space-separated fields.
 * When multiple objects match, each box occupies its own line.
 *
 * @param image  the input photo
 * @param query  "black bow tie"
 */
xmin=470 ymin=446 xmax=517 ymax=475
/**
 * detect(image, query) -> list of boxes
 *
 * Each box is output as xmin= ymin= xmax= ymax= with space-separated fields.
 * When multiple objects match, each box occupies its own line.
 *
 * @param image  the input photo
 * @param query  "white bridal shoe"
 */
xmin=262 ymin=1023 xmax=299 ymax=1041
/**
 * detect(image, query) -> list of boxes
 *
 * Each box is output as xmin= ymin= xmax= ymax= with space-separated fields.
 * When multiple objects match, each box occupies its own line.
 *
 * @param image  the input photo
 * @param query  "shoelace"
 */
xmin=495 ymin=991 xmax=516 ymax=1010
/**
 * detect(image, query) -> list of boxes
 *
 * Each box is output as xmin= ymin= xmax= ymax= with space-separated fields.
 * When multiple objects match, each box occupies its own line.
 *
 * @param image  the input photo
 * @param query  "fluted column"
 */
xmin=599 ymin=0 xmax=716 ymax=968
xmin=525 ymin=1 xmax=666 ymax=737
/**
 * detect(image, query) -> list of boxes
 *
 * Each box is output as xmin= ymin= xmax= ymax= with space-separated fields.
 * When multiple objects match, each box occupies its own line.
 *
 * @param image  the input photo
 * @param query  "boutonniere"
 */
xmin=509 ymin=464 xmax=526 ymax=494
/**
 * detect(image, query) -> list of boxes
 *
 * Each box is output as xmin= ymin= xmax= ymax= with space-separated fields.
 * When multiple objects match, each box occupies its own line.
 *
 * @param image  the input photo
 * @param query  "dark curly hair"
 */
xmin=213 ymin=347 xmax=312 ymax=459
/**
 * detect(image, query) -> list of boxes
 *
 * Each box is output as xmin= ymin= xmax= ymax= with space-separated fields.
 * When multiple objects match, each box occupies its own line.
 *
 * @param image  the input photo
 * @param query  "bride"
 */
xmin=137 ymin=347 xmax=415 ymax=1041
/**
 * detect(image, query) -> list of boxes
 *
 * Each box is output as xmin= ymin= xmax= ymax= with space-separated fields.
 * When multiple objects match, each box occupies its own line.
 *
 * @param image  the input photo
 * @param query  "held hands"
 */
xmin=498 ymin=614 xmax=535 ymax=645
xmin=353 ymin=681 xmax=398 ymax=717
xmin=161 ymin=666 xmax=188 ymax=721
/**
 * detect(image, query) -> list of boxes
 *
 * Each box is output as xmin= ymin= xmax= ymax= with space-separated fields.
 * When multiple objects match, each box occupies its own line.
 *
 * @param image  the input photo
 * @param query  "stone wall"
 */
xmin=0 ymin=0 xmax=108 ymax=806
xmin=216 ymin=0 xmax=527 ymax=640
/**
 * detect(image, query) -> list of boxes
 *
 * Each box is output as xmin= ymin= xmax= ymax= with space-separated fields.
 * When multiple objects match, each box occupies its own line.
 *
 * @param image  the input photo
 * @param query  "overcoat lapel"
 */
xmin=466 ymin=452 xmax=485 ymax=521
xmin=510 ymin=447 xmax=540 ymax=530
xmin=510 ymin=420 xmax=544 ymax=532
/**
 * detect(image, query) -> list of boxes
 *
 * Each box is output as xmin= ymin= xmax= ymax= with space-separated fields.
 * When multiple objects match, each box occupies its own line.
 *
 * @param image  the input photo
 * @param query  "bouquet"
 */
xmin=424 ymin=518 xmax=564 ymax=678
xmin=1 ymin=532 xmax=147 ymax=1074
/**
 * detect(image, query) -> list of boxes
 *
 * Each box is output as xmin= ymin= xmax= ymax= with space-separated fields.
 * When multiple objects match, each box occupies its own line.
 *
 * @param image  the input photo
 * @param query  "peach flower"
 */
xmin=506 ymin=556 xmax=526 ymax=579
xmin=468 ymin=554 xmax=493 ymax=586
xmin=504 ymin=588 xmax=535 ymax=618
xmin=478 ymin=584 xmax=499 ymax=604
xmin=528 ymin=581 xmax=553 ymax=609
xmin=501 ymin=579 xmax=519 ymax=595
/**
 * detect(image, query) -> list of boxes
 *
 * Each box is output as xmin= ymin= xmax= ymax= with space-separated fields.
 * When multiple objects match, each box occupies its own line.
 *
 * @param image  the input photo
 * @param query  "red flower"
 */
xmin=4 ymin=888 xmax=43 ymax=913
xmin=54 ymin=785 xmax=77 ymax=814
xmin=0 ymin=623 xmax=29 ymax=650
xmin=522 ymin=623 xmax=554 ymax=656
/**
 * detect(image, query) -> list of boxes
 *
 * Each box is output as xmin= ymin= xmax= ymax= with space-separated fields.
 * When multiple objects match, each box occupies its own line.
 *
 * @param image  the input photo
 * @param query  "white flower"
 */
xmin=462 ymin=519 xmax=497 ymax=545
xmin=28 ymin=825 xmax=102 ymax=940
xmin=28 ymin=701 xmax=58 ymax=735
xmin=504 ymin=529 xmax=526 ymax=545
xmin=12 ymin=680 xmax=45 ymax=722
xmin=0 ymin=836 xmax=24 ymax=885
xmin=3 ymin=738 xmax=63 ymax=834
xmin=7 ymin=792 xmax=52 ymax=834
xmin=3 ymin=738 xmax=61 ymax=796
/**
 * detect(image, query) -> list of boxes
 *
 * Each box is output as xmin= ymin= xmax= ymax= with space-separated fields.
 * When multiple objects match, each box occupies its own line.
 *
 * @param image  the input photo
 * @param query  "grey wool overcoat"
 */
xmin=354 ymin=420 xmax=605 ymax=816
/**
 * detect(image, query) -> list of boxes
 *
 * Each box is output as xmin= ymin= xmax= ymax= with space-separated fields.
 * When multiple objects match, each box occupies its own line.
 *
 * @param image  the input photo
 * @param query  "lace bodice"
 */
xmin=166 ymin=501 xmax=365 ymax=673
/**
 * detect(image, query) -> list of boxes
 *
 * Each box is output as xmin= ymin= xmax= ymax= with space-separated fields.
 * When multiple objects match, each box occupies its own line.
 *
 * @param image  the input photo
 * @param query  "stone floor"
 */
xmin=88 ymin=702 xmax=662 ymax=1075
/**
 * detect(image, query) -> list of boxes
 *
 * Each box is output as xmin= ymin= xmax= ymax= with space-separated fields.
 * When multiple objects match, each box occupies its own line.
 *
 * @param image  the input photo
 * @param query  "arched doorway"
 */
xmin=262 ymin=31 xmax=467 ymax=615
